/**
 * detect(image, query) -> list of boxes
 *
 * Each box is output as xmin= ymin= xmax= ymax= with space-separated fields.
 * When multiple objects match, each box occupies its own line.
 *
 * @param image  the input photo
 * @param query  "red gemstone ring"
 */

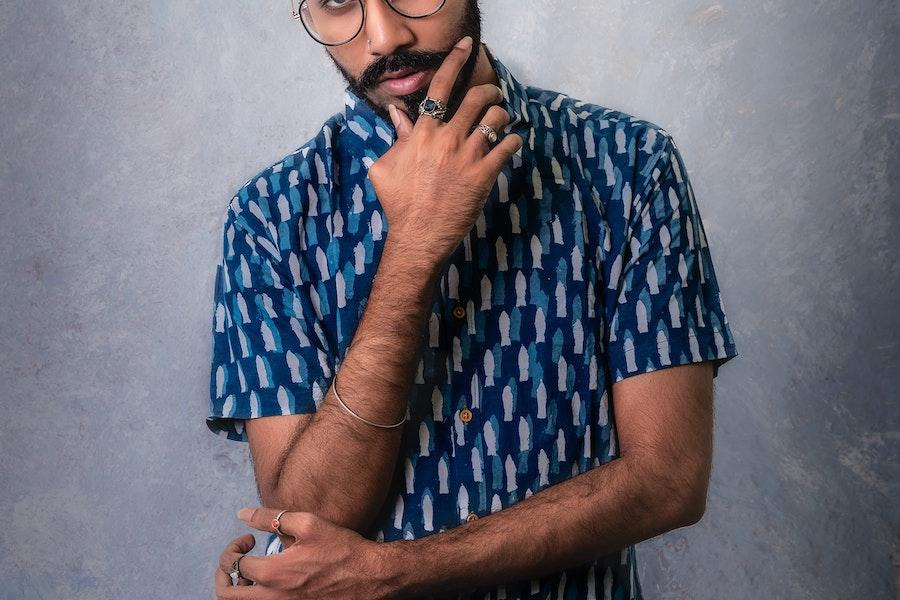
xmin=272 ymin=510 xmax=289 ymax=536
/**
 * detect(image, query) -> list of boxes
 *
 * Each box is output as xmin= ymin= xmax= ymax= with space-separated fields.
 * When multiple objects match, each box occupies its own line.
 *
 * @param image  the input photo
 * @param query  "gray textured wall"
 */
xmin=1 ymin=1 xmax=897 ymax=598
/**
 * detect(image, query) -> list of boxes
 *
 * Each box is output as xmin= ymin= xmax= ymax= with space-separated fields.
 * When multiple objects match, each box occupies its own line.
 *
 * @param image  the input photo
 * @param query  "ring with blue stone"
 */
xmin=418 ymin=95 xmax=447 ymax=120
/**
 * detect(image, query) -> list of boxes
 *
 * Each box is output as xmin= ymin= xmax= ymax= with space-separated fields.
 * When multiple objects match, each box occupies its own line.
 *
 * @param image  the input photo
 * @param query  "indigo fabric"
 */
xmin=207 ymin=44 xmax=739 ymax=599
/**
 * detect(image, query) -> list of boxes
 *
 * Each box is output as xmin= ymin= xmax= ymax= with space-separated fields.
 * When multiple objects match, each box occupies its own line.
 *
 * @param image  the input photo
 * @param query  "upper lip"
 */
xmin=379 ymin=67 xmax=419 ymax=83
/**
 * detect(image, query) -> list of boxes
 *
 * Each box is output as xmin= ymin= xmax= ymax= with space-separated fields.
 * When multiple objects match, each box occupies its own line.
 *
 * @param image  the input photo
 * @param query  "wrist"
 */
xmin=378 ymin=240 xmax=443 ymax=290
xmin=371 ymin=539 xmax=418 ymax=599
xmin=376 ymin=538 xmax=473 ymax=600
xmin=381 ymin=235 xmax=445 ymax=273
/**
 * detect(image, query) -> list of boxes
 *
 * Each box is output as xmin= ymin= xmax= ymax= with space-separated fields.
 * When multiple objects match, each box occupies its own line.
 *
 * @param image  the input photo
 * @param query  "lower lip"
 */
xmin=379 ymin=70 xmax=431 ymax=95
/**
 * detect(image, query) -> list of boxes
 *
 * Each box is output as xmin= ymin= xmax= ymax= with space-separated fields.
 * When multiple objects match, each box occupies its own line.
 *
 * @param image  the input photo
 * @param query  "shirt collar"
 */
xmin=483 ymin=44 xmax=532 ymax=132
xmin=342 ymin=43 xmax=531 ymax=137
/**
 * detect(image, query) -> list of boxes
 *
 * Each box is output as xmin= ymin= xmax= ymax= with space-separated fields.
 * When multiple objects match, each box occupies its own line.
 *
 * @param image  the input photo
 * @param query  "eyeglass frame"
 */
xmin=290 ymin=0 xmax=448 ymax=47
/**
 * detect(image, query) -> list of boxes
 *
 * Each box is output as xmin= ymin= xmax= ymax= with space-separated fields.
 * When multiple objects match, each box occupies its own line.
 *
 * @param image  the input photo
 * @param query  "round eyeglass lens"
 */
xmin=300 ymin=0 xmax=363 ymax=46
xmin=300 ymin=0 xmax=445 ymax=46
xmin=388 ymin=0 xmax=445 ymax=17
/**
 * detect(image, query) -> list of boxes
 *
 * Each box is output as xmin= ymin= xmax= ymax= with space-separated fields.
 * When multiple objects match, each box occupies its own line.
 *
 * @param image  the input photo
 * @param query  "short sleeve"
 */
xmin=206 ymin=201 xmax=335 ymax=442
xmin=602 ymin=130 xmax=739 ymax=382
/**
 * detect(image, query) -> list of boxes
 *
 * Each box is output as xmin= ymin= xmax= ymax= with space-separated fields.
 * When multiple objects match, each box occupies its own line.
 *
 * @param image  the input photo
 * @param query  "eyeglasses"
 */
xmin=290 ymin=0 xmax=447 ymax=46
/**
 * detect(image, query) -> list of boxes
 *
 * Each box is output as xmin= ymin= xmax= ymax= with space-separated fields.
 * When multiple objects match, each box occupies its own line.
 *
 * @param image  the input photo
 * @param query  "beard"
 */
xmin=326 ymin=0 xmax=483 ymax=125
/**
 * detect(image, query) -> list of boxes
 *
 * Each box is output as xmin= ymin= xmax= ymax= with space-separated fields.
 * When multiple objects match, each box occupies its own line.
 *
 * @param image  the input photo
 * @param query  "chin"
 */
xmin=398 ymin=89 xmax=428 ymax=118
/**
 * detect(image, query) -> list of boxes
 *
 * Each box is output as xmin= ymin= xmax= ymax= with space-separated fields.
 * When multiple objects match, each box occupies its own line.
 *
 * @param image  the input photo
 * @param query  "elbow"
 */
xmin=636 ymin=456 xmax=709 ymax=530
xmin=673 ymin=487 xmax=707 ymax=527
xmin=624 ymin=454 xmax=710 ymax=534
xmin=663 ymin=469 xmax=710 ymax=529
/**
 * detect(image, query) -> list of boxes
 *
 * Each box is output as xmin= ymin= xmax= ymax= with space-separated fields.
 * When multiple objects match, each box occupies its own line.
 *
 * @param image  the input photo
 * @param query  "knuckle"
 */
xmin=369 ymin=163 xmax=389 ymax=184
xmin=485 ymin=105 xmax=509 ymax=123
xmin=476 ymin=83 xmax=501 ymax=103
xmin=460 ymin=84 xmax=498 ymax=111
xmin=295 ymin=511 xmax=317 ymax=531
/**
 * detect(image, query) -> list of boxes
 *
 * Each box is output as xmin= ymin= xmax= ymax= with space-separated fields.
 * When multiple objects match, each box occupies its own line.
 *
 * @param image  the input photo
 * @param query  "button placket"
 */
xmin=444 ymin=247 xmax=490 ymax=529
xmin=453 ymin=375 xmax=491 ymax=526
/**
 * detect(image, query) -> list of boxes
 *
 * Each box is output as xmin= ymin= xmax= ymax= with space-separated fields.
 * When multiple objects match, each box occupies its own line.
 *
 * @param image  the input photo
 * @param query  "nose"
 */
xmin=363 ymin=0 xmax=416 ymax=55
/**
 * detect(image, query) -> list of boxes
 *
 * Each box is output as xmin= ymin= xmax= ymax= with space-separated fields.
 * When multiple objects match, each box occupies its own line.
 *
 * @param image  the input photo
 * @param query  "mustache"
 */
xmin=359 ymin=50 xmax=450 ymax=89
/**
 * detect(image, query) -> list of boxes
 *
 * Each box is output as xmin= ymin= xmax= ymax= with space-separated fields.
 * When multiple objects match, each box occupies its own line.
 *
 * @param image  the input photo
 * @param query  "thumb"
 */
xmin=388 ymin=103 xmax=414 ymax=140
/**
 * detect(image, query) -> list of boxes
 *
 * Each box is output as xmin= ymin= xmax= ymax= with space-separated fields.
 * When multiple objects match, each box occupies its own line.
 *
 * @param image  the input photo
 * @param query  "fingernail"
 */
xmin=237 ymin=508 xmax=253 ymax=522
xmin=387 ymin=103 xmax=399 ymax=128
xmin=455 ymin=36 xmax=472 ymax=50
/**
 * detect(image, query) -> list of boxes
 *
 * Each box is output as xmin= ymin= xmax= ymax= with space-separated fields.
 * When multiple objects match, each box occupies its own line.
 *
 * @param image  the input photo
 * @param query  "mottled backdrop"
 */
xmin=0 ymin=1 xmax=897 ymax=598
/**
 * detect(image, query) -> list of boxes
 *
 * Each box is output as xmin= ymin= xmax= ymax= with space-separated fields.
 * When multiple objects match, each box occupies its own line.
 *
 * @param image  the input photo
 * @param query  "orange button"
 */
xmin=459 ymin=407 xmax=472 ymax=423
xmin=452 ymin=305 xmax=466 ymax=319
xmin=465 ymin=512 xmax=479 ymax=522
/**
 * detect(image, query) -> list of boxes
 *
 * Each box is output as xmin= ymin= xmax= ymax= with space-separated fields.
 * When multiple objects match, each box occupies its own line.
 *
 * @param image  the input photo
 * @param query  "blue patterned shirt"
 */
xmin=207 ymin=44 xmax=739 ymax=599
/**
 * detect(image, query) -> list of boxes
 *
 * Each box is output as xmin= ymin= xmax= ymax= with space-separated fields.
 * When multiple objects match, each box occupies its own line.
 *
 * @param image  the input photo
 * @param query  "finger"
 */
xmin=215 ymin=564 xmax=233 ymax=589
xmin=446 ymin=83 xmax=503 ymax=136
xmin=214 ymin=563 xmax=254 ymax=590
xmin=238 ymin=508 xmax=299 ymax=551
xmin=481 ymin=131 xmax=524 ymax=177
xmin=466 ymin=105 xmax=511 ymax=154
xmin=417 ymin=35 xmax=475 ymax=129
xmin=229 ymin=552 xmax=281 ymax=586
xmin=388 ymin=103 xmax=414 ymax=141
xmin=238 ymin=507 xmax=280 ymax=533
xmin=218 ymin=534 xmax=256 ymax=573
xmin=238 ymin=507 xmax=310 ymax=538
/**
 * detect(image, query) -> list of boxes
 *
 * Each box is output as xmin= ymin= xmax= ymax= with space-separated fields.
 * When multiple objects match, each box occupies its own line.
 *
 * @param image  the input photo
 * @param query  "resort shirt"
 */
xmin=207 ymin=44 xmax=740 ymax=599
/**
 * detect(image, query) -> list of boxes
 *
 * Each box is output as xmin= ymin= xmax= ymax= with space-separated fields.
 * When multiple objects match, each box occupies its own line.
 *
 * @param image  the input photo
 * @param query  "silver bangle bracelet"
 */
xmin=331 ymin=372 xmax=407 ymax=429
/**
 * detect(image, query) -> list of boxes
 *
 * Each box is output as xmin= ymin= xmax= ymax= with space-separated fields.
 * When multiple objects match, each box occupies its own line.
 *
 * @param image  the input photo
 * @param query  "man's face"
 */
xmin=324 ymin=0 xmax=482 ymax=126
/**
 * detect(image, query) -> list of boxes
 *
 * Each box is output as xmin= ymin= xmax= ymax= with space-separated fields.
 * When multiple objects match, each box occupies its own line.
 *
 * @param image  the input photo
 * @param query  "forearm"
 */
xmin=385 ymin=456 xmax=697 ymax=598
xmin=267 ymin=240 xmax=443 ymax=533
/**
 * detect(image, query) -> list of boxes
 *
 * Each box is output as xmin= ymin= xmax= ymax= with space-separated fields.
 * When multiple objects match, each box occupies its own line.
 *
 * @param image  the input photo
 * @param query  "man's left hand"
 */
xmin=214 ymin=507 xmax=399 ymax=599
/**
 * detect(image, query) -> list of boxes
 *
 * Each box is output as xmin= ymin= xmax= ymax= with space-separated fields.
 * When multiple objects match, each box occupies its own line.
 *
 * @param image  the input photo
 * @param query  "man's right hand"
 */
xmin=367 ymin=35 xmax=524 ymax=266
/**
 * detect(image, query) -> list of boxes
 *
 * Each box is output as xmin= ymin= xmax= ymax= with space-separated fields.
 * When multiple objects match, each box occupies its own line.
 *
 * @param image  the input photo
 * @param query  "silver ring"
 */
xmin=476 ymin=124 xmax=498 ymax=144
xmin=418 ymin=95 xmax=447 ymax=120
xmin=229 ymin=555 xmax=244 ymax=585
xmin=272 ymin=509 xmax=289 ymax=536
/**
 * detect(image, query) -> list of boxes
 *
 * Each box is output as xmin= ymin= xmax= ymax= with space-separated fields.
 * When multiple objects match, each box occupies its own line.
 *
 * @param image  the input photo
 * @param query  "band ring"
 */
xmin=418 ymin=95 xmax=447 ymax=120
xmin=476 ymin=123 xmax=498 ymax=144
xmin=272 ymin=509 xmax=289 ymax=536
xmin=229 ymin=555 xmax=244 ymax=584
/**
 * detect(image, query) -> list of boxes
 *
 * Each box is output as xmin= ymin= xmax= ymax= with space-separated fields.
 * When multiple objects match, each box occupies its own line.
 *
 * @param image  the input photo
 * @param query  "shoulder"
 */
xmin=224 ymin=111 xmax=348 ymax=235
xmin=524 ymin=82 xmax=689 ymax=205
xmin=525 ymin=82 xmax=676 ymax=169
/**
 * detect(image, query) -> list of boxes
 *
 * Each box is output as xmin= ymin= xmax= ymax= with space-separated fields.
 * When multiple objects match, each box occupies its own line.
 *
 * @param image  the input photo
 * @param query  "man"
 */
xmin=207 ymin=0 xmax=740 ymax=598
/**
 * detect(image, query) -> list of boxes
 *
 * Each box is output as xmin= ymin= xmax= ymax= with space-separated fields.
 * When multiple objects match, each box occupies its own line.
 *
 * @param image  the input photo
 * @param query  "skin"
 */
xmin=216 ymin=362 xmax=714 ymax=599
xmin=214 ymin=2 xmax=719 ymax=598
xmin=323 ymin=0 xmax=495 ymax=125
